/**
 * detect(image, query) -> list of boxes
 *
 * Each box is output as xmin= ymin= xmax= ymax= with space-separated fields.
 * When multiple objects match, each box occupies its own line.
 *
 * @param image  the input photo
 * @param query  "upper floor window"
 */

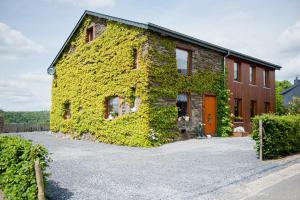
xmin=250 ymin=66 xmax=256 ymax=84
xmin=234 ymin=62 xmax=241 ymax=81
xmin=86 ymin=25 xmax=95 ymax=43
xmin=106 ymin=97 xmax=120 ymax=119
xmin=250 ymin=100 xmax=257 ymax=118
xmin=263 ymin=70 xmax=270 ymax=87
xmin=176 ymin=93 xmax=190 ymax=118
xmin=176 ymin=48 xmax=191 ymax=75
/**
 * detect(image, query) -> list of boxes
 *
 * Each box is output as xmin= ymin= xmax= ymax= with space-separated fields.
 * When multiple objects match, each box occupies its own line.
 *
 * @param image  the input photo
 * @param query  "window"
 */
xmin=250 ymin=66 xmax=256 ymax=84
xmin=264 ymin=102 xmax=270 ymax=113
xmin=86 ymin=26 xmax=94 ymax=43
xmin=63 ymin=102 xmax=71 ymax=119
xmin=133 ymin=49 xmax=138 ymax=69
xmin=234 ymin=98 xmax=242 ymax=120
xmin=234 ymin=62 xmax=241 ymax=81
xmin=106 ymin=97 xmax=120 ymax=119
xmin=176 ymin=93 xmax=190 ymax=117
xmin=263 ymin=70 xmax=269 ymax=87
xmin=176 ymin=48 xmax=191 ymax=75
xmin=250 ymin=100 xmax=257 ymax=118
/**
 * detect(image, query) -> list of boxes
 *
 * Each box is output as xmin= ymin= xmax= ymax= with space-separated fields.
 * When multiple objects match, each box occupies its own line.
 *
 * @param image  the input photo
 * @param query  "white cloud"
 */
xmin=0 ymin=72 xmax=51 ymax=111
xmin=0 ymin=22 xmax=44 ymax=59
xmin=277 ymin=53 xmax=300 ymax=81
xmin=279 ymin=20 xmax=300 ymax=53
xmin=51 ymin=0 xmax=115 ymax=8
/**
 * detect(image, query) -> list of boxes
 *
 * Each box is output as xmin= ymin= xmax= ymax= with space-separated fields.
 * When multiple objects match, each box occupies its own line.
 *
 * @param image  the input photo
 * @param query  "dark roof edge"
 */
xmin=49 ymin=10 xmax=282 ymax=71
xmin=148 ymin=23 xmax=282 ymax=70
xmin=280 ymin=82 xmax=300 ymax=95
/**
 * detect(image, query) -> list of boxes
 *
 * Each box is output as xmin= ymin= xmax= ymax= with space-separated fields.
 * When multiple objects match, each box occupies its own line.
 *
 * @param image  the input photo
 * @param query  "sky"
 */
xmin=0 ymin=0 xmax=300 ymax=111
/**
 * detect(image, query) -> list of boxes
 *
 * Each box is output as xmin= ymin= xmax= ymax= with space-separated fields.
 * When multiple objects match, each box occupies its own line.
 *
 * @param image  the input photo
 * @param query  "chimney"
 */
xmin=294 ymin=76 xmax=300 ymax=85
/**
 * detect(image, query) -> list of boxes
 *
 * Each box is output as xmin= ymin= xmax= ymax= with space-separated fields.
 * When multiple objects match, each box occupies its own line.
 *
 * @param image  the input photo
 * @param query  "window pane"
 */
xmin=176 ymin=49 xmax=188 ymax=75
xmin=234 ymin=98 xmax=241 ymax=117
xmin=250 ymin=66 xmax=253 ymax=83
xmin=109 ymin=97 xmax=119 ymax=114
xmin=234 ymin=62 xmax=239 ymax=81
xmin=263 ymin=70 xmax=269 ymax=87
xmin=177 ymin=94 xmax=188 ymax=117
xmin=264 ymin=102 xmax=270 ymax=113
xmin=250 ymin=100 xmax=256 ymax=117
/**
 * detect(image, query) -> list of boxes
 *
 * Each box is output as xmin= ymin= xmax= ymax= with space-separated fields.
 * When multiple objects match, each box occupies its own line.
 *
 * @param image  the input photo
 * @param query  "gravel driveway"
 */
xmin=7 ymin=132 xmax=300 ymax=200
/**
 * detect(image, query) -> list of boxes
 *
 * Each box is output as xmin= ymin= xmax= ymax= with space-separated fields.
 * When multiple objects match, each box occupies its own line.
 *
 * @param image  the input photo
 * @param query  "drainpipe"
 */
xmin=223 ymin=51 xmax=230 ymax=87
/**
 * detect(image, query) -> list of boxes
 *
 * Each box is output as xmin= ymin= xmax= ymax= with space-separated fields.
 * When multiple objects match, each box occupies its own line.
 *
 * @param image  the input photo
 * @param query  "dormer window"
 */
xmin=86 ymin=25 xmax=95 ymax=43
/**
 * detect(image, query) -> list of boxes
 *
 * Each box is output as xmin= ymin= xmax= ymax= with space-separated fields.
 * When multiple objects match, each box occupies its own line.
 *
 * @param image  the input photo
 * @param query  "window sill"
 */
xmin=263 ymin=86 xmax=271 ymax=89
xmin=249 ymin=83 xmax=257 ymax=87
xmin=233 ymin=81 xmax=243 ymax=84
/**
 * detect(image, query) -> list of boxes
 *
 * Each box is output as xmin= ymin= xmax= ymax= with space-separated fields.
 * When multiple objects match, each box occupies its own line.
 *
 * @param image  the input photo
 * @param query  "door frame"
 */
xmin=203 ymin=94 xmax=217 ymax=135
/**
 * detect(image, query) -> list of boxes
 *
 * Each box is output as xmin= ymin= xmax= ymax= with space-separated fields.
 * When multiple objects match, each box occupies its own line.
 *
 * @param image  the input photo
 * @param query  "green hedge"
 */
xmin=252 ymin=114 xmax=300 ymax=159
xmin=0 ymin=136 xmax=50 ymax=200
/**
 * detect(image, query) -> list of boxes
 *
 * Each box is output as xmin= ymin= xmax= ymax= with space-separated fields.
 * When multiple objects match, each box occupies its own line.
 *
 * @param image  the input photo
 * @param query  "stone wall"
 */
xmin=175 ymin=40 xmax=223 ymax=73
xmin=175 ymin=40 xmax=223 ymax=138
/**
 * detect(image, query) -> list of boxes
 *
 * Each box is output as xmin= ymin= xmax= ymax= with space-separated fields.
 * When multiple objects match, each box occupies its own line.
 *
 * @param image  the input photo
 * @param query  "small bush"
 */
xmin=287 ymin=97 xmax=300 ymax=115
xmin=252 ymin=114 xmax=300 ymax=159
xmin=0 ymin=136 xmax=50 ymax=200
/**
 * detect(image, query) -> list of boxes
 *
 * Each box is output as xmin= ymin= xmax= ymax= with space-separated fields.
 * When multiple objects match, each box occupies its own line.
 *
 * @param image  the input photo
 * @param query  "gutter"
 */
xmin=223 ymin=51 xmax=230 ymax=87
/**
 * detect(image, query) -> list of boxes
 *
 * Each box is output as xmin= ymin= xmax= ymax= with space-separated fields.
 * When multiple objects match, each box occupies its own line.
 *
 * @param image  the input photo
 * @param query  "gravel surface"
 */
xmin=6 ymin=132 xmax=300 ymax=200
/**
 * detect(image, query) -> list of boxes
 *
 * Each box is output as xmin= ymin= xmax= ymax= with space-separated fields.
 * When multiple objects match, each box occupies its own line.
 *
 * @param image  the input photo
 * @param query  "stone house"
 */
xmin=47 ymin=10 xmax=281 ymax=146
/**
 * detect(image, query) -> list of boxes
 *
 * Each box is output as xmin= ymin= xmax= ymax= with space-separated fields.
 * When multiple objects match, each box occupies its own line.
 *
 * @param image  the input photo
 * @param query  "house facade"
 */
xmin=48 ymin=11 xmax=281 ymax=146
xmin=227 ymin=57 xmax=277 ymax=132
xmin=281 ymin=77 xmax=300 ymax=107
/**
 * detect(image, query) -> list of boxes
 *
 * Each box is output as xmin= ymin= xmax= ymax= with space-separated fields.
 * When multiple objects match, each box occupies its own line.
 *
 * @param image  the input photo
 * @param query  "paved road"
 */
xmin=246 ymin=174 xmax=300 ymax=200
xmin=6 ymin=132 xmax=300 ymax=200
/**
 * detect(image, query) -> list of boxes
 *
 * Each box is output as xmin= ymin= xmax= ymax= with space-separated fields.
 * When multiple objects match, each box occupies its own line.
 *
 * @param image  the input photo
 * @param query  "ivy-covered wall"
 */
xmin=147 ymin=34 xmax=232 ymax=138
xmin=50 ymin=15 xmax=232 ymax=147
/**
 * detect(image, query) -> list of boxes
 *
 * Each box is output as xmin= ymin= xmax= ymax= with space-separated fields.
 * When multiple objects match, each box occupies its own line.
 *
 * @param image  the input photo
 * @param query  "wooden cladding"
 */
xmin=227 ymin=57 xmax=275 ymax=132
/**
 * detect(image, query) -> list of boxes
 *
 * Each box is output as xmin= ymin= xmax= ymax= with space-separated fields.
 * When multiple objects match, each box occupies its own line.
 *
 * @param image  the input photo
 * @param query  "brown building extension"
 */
xmin=227 ymin=57 xmax=276 ymax=133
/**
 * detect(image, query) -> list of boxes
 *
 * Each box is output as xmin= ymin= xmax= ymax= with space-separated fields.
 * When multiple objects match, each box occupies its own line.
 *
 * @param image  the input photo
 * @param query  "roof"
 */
xmin=281 ymin=82 xmax=300 ymax=95
xmin=49 ymin=10 xmax=282 ymax=70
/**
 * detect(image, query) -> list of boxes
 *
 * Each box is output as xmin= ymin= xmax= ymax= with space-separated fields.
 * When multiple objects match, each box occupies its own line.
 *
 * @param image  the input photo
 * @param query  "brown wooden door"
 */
xmin=204 ymin=95 xmax=217 ymax=135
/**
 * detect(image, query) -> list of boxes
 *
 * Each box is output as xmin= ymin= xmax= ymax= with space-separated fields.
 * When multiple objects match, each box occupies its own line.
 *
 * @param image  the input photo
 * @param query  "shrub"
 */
xmin=252 ymin=114 xmax=300 ymax=159
xmin=0 ymin=136 xmax=50 ymax=200
xmin=287 ymin=97 xmax=300 ymax=115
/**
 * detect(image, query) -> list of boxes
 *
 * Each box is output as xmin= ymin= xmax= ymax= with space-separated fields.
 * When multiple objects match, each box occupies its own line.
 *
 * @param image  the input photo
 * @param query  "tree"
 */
xmin=275 ymin=80 xmax=292 ymax=115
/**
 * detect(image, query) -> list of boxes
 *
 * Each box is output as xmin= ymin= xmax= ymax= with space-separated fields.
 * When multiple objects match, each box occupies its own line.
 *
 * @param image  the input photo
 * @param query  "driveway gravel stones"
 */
xmin=7 ymin=132 xmax=300 ymax=200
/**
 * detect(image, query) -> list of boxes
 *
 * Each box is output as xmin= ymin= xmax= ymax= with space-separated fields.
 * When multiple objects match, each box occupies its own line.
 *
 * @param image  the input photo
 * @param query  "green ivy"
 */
xmin=51 ymin=16 xmax=232 ymax=147
xmin=0 ymin=136 xmax=50 ymax=200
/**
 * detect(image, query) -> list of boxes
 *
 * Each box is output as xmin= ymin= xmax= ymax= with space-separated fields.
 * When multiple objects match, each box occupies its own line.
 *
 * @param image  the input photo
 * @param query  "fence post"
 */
xmin=259 ymin=119 xmax=263 ymax=161
xmin=34 ymin=159 xmax=45 ymax=200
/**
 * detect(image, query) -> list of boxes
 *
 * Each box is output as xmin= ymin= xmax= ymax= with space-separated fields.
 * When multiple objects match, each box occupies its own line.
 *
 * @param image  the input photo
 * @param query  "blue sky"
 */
xmin=0 ymin=0 xmax=300 ymax=111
